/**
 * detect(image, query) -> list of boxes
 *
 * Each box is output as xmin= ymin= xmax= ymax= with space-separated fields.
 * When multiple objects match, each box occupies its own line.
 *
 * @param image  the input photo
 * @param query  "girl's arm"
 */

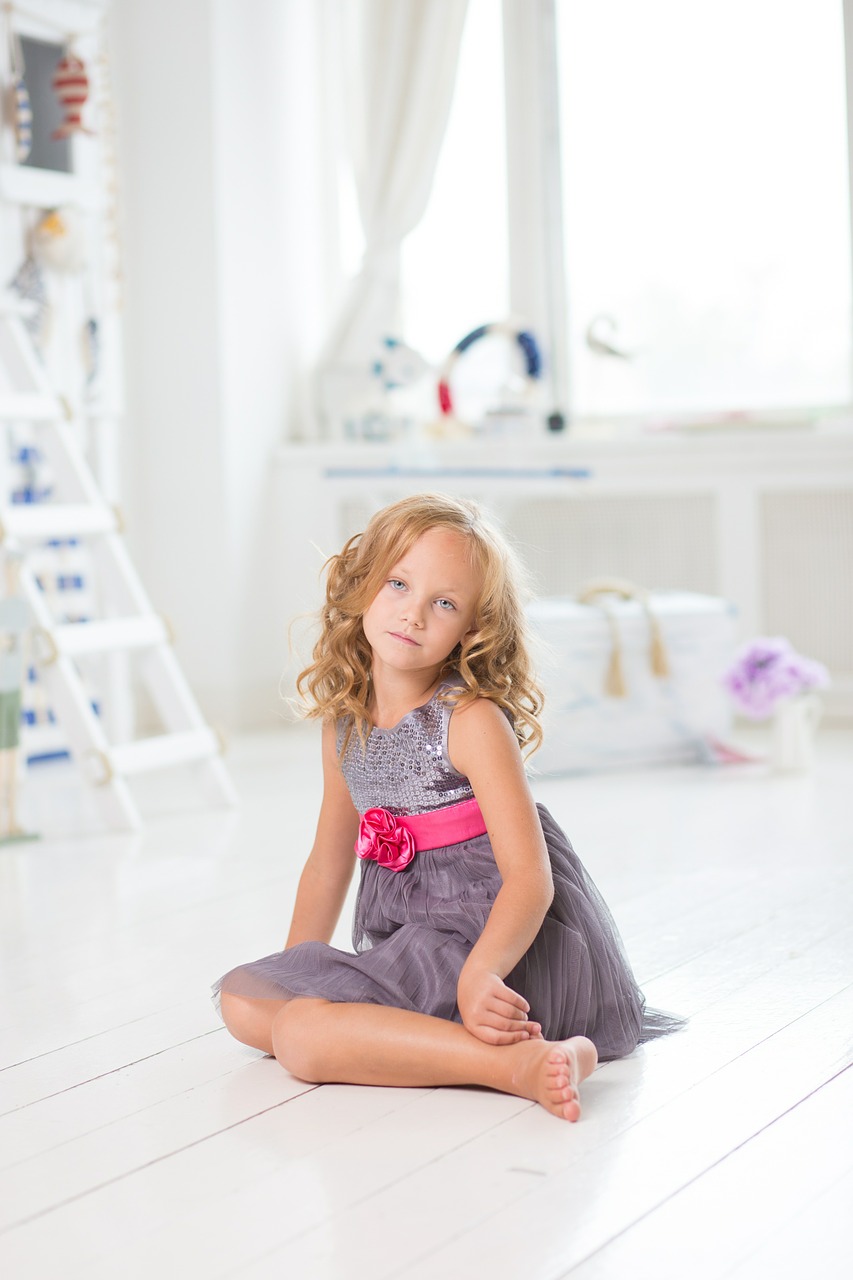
xmin=448 ymin=699 xmax=554 ymax=1045
xmin=284 ymin=720 xmax=360 ymax=948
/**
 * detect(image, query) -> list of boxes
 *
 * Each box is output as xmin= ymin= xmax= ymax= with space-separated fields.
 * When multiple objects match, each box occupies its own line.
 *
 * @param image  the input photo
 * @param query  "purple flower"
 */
xmin=722 ymin=637 xmax=829 ymax=719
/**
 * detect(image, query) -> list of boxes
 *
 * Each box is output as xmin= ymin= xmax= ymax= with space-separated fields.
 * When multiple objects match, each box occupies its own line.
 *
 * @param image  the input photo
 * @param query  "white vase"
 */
xmin=770 ymin=693 xmax=823 ymax=773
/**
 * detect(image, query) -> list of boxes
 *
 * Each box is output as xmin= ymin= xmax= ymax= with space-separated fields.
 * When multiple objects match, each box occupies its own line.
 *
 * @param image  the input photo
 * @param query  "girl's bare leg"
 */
xmin=220 ymin=990 xmax=288 ymax=1055
xmin=271 ymin=998 xmax=598 ymax=1122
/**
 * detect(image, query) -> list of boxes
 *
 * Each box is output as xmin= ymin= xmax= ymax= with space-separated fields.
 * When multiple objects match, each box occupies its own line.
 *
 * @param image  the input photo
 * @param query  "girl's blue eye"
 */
xmin=389 ymin=579 xmax=406 ymax=591
xmin=436 ymin=598 xmax=455 ymax=611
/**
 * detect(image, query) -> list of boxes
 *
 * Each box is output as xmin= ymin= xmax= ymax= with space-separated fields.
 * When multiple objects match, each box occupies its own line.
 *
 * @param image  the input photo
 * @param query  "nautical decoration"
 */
xmin=51 ymin=50 xmax=93 ymax=140
xmin=372 ymin=336 xmax=430 ymax=393
xmin=4 ymin=7 xmax=32 ymax=161
xmin=82 ymin=316 xmax=100 ymax=386
xmin=11 ymin=76 xmax=32 ymax=161
xmin=30 ymin=207 xmax=87 ymax=273
xmin=334 ymin=336 xmax=432 ymax=440
xmin=435 ymin=320 xmax=543 ymax=425
xmin=8 ymin=255 xmax=49 ymax=349
xmin=585 ymin=314 xmax=634 ymax=360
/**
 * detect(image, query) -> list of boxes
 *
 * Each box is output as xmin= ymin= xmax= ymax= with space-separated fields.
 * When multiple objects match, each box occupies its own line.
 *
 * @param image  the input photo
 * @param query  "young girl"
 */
xmin=215 ymin=494 xmax=675 ymax=1122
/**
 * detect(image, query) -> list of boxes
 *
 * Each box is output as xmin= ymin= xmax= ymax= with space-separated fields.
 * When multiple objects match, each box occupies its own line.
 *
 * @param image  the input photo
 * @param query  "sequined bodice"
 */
xmin=337 ymin=682 xmax=474 ymax=817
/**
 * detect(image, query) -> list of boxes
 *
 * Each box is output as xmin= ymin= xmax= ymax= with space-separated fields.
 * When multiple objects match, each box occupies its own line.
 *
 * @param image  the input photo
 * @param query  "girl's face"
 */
xmin=362 ymin=528 xmax=480 ymax=678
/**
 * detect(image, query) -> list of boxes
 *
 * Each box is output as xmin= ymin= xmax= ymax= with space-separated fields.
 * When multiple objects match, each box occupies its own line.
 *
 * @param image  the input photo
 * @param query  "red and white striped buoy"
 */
xmin=51 ymin=52 xmax=93 ymax=140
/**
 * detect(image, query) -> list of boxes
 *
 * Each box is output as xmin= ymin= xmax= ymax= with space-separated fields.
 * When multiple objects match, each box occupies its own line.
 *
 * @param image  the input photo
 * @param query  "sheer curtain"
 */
xmin=318 ymin=0 xmax=468 ymax=432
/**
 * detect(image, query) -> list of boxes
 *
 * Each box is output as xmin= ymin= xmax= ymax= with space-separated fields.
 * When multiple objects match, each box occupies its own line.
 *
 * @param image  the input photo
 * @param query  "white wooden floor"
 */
xmin=1 ymin=724 xmax=852 ymax=1279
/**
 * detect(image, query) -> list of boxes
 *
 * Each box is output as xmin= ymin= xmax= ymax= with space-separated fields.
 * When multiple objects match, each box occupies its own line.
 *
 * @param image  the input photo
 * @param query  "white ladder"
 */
xmin=0 ymin=296 xmax=238 ymax=830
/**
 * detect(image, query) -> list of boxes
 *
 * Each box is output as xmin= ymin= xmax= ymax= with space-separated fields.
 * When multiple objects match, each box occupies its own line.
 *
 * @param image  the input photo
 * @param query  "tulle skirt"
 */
xmin=213 ymin=803 xmax=680 ymax=1060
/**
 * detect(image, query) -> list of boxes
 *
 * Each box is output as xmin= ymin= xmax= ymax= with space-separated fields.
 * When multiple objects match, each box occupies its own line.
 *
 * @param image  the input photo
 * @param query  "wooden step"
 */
xmin=49 ymin=615 xmax=171 ymax=659
xmin=0 ymin=392 xmax=61 ymax=423
xmin=107 ymin=729 xmax=222 ymax=778
xmin=0 ymin=502 xmax=119 ymax=541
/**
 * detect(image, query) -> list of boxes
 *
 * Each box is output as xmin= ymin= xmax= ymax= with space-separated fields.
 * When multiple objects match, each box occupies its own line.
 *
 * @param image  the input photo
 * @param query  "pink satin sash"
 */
xmin=355 ymin=797 xmax=487 ymax=872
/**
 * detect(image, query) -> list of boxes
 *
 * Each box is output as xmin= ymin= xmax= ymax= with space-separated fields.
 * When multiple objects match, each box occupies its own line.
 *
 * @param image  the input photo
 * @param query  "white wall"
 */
xmin=110 ymin=0 xmax=334 ymax=729
xmin=105 ymin=0 xmax=853 ymax=739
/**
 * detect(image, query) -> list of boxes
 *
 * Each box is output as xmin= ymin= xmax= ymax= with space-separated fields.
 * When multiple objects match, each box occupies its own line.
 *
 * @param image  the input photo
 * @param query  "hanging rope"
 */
xmin=576 ymin=578 xmax=672 ymax=699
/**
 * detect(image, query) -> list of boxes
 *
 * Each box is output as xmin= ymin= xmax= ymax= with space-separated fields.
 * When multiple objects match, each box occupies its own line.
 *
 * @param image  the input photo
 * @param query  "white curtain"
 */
xmin=320 ymin=0 xmax=468 ymax=394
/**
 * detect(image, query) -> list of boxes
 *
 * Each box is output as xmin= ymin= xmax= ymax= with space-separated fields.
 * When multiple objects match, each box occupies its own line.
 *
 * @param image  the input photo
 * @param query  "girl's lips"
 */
xmin=390 ymin=631 xmax=420 ymax=646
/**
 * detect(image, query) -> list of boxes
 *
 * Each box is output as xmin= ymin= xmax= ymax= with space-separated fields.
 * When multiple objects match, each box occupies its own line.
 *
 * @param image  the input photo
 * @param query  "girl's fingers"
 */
xmin=489 ymin=1013 xmax=541 ymax=1036
xmin=491 ymin=999 xmax=528 ymax=1022
xmin=490 ymin=995 xmax=537 ymax=1025
xmin=479 ymin=1003 xmax=523 ymax=1028
xmin=479 ymin=1027 xmax=530 ymax=1046
xmin=499 ymin=986 xmax=530 ymax=1012
xmin=475 ymin=1020 xmax=546 ymax=1045
xmin=506 ymin=1027 xmax=535 ymax=1044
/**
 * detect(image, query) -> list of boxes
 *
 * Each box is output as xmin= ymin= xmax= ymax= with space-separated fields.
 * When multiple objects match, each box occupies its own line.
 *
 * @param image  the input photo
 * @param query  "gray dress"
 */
xmin=214 ymin=683 xmax=676 ymax=1060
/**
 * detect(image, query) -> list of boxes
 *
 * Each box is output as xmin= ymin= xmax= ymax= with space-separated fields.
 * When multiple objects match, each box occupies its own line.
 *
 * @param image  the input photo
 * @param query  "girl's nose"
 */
xmin=401 ymin=599 xmax=425 ymax=627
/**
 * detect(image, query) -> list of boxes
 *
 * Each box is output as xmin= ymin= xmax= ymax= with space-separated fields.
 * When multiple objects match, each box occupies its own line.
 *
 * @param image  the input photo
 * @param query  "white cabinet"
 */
xmin=273 ymin=430 xmax=853 ymax=720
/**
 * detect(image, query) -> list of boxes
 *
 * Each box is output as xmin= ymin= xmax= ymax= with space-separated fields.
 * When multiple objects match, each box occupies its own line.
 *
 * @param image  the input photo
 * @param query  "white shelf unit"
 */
xmin=0 ymin=299 xmax=238 ymax=830
xmin=273 ymin=430 xmax=853 ymax=721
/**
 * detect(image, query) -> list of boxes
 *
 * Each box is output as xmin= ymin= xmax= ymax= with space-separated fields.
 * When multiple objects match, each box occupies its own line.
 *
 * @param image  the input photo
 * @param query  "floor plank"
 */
xmin=567 ymin=1066 xmax=853 ymax=1278
xmin=0 ymin=1002 xmax=221 ymax=1113
xmin=723 ymin=1164 xmax=853 ymax=1279
xmin=390 ymin=989 xmax=853 ymax=1280
xmin=0 ymin=727 xmax=851 ymax=1280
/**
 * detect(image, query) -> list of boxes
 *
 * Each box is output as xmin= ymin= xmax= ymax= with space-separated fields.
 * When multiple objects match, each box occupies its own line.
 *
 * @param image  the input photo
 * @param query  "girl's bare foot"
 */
xmin=511 ymin=1035 xmax=598 ymax=1121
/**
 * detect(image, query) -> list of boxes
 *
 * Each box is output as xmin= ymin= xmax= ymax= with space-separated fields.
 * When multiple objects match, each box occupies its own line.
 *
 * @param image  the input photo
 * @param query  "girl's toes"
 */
xmin=536 ymin=1042 xmax=587 ymax=1121
xmin=546 ymin=1049 xmax=577 ymax=1087
xmin=545 ymin=1051 xmax=573 ymax=1079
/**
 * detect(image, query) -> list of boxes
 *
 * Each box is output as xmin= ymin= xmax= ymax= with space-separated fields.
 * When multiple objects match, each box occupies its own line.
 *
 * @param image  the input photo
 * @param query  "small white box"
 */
xmin=528 ymin=592 xmax=738 ymax=774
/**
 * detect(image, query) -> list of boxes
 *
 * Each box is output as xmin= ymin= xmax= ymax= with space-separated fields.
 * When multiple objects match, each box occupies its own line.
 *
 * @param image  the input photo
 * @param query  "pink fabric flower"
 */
xmin=355 ymin=808 xmax=416 ymax=872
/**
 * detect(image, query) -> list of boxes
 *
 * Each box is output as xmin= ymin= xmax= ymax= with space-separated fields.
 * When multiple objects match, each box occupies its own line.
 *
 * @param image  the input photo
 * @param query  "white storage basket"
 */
xmin=528 ymin=582 xmax=738 ymax=774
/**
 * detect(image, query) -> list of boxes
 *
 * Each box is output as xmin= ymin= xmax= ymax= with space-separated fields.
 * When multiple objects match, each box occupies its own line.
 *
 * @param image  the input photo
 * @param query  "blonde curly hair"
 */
xmin=296 ymin=493 xmax=544 ymax=755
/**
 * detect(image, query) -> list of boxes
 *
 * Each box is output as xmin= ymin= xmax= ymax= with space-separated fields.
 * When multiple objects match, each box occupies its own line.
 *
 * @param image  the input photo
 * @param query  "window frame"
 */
xmin=505 ymin=0 xmax=853 ymax=427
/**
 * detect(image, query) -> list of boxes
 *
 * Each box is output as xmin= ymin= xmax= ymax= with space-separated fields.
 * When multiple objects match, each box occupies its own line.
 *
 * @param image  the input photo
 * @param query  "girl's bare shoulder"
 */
xmin=447 ymin=695 xmax=520 ymax=773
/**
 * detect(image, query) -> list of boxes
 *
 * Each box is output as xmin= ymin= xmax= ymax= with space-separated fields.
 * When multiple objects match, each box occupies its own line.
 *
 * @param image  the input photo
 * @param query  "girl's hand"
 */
xmin=457 ymin=966 xmax=542 ymax=1045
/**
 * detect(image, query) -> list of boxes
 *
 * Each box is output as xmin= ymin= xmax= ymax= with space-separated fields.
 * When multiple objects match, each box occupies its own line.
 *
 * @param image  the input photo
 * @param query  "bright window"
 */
xmin=399 ymin=0 xmax=509 ymax=366
xmin=556 ymin=0 xmax=852 ymax=419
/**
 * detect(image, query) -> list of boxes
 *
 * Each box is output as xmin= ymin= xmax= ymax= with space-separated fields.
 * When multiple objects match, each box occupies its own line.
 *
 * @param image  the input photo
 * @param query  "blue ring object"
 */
xmin=451 ymin=323 xmax=542 ymax=378
xmin=517 ymin=330 xmax=542 ymax=377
